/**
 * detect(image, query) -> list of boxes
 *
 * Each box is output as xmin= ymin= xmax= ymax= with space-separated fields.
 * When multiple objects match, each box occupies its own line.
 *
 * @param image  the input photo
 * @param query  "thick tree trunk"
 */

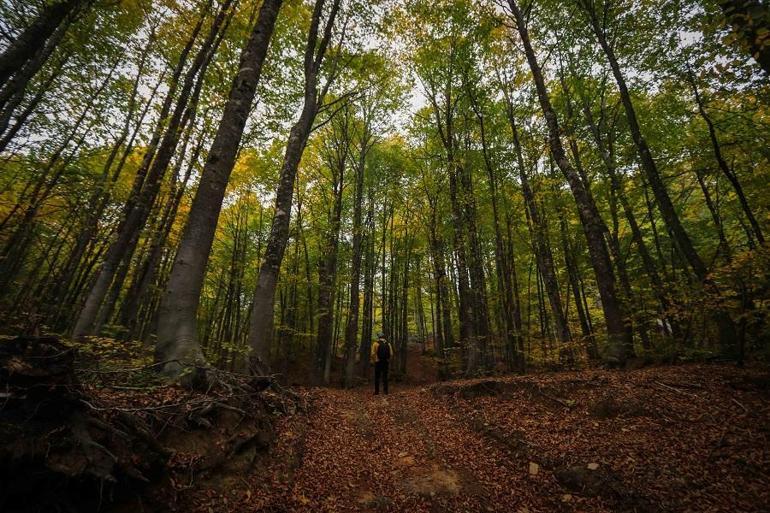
xmin=121 ymin=125 xmax=202 ymax=335
xmin=155 ymin=0 xmax=282 ymax=376
xmin=458 ymin=152 xmax=491 ymax=372
xmin=247 ymin=0 xmax=342 ymax=373
xmin=343 ymin=119 xmax=372 ymax=387
xmin=0 ymin=0 xmax=86 ymax=89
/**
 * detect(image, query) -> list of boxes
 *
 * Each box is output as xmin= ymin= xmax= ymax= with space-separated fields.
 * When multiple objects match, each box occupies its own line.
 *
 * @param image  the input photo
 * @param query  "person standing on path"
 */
xmin=371 ymin=332 xmax=394 ymax=395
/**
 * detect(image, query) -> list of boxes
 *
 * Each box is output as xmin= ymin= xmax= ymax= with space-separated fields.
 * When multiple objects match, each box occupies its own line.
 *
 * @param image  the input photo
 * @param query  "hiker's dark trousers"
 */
xmin=374 ymin=360 xmax=389 ymax=395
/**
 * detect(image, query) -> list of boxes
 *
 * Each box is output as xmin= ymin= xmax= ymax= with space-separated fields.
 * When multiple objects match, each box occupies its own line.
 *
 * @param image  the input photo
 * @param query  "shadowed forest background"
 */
xmin=1 ymin=0 xmax=770 ymax=511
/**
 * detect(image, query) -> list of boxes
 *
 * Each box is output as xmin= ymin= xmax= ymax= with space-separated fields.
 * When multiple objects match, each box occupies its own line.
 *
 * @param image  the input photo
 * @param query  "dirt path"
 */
xmin=258 ymin=385 xmax=564 ymax=512
xmin=195 ymin=364 xmax=770 ymax=513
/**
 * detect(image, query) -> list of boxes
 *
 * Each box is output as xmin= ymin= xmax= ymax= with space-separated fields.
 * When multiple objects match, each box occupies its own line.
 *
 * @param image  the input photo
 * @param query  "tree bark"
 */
xmin=315 ymin=114 xmax=348 ymax=384
xmin=343 ymin=113 xmax=372 ymax=387
xmin=687 ymin=69 xmax=764 ymax=245
xmin=73 ymin=0 xmax=233 ymax=340
xmin=0 ymin=0 xmax=86 ymax=89
xmin=358 ymin=192 xmax=376 ymax=376
xmin=155 ymin=0 xmax=282 ymax=377
xmin=504 ymin=103 xmax=572 ymax=354
xmin=248 ymin=0 xmax=342 ymax=373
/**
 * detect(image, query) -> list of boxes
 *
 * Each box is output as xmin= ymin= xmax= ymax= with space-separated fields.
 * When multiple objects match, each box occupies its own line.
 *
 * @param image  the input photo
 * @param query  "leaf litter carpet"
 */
xmin=192 ymin=364 xmax=770 ymax=512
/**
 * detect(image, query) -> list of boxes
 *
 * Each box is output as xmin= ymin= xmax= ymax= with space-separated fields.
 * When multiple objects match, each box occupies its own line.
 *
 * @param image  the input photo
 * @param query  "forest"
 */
xmin=1 ymin=0 xmax=769 ymax=512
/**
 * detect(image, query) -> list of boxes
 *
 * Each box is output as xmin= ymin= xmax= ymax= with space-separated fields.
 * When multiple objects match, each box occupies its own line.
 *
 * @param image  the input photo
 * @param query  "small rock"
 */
xmin=587 ymin=462 xmax=599 ymax=470
xmin=561 ymin=494 xmax=573 ymax=502
xmin=528 ymin=462 xmax=539 ymax=475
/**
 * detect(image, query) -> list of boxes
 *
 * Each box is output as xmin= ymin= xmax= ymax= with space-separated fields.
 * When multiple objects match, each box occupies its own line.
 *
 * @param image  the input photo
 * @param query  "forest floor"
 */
xmin=174 ymin=363 xmax=770 ymax=513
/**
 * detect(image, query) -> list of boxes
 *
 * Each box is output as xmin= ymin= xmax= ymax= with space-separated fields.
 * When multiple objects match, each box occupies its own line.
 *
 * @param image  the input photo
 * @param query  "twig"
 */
xmin=731 ymin=397 xmax=748 ymax=413
xmin=536 ymin=387 xmax=573 ymax=408
xmin=77 ymin=359 xmax=181 ymax=374
xmin=654 ymin=381 xmax=698 ymax=398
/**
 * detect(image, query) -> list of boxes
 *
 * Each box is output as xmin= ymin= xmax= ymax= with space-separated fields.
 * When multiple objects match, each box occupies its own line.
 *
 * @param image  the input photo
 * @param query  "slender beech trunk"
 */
xmin=0 ymin=44 xmax=68 ymax=147
xmin=248 ymin=0 xmax=342 ymax=373
xmin=694 ymin=165 xmax=730 ymax=259
xmin=687 ymin=70 xmax=764 ymax=245
xmin=50 ymin=65 xmax=164 ymax=327
xmin=578 ymin=1 xmax=738 ymax=348
xmin=558 ymin=214 xmax=597 ymax=359
xmin=315 ymin=116 xmax=348 ymax=383
xmin=399 ymin=230 xmax=413 ymax=374
xmin=121 ymin=121 xmax=203 ymax=335
xmin=459 ymin=129 xmax=491 ymax=372
xmin=427 ymin=193 xmax=454 ymax=360
xmin=359 ymin=192 xmax=376 ymax=376
xmin=155 ymin=0 xmax=282 ymax=376
xmin=0 ymin=59 xmax=117 ymax=291
xmin=505 ymin=106 xmax=572 ymax=354
xmin=504 ymin=209 xmax=525 ymax=367
xmin=576 ymin=90 xmax=678 ymax=338
xmin=469 ymin=94 xmax=521 ymax=369
xmin=508 ymin=0 xmax=632 ymax=363
xmin=422 ymin=70 xmax=475 ymax=356
xmin=71 ymin=3 xmax=218 ymax=338
xmin=343 ymin=110 xmax=373 ymax=387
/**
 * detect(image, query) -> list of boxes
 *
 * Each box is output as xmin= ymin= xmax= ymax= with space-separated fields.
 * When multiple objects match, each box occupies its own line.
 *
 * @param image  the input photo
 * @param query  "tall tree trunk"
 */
xmin=579 ymin=1 xmax=738 ymax=348
xmin=687 ymin=69 xmax=764 ymax=245
xmin=343 ymin=113 xmax=373 ymax=387
xmin=469 ymin=95 xmax=521 ymax=370
xmin=359 ymin=192 xmax=376 ymax=376
xmin=50 ymin=63 xmax=164 ymax=327
xmin=0 ymin=43 xmax=69 ymax=147
xmin=508 ymin=0 xmax=632 ymax=364
xmin=155 ymin=0 xmax=282 ymax=376
xmin=73 ymin=1 xmax=231 ymax=339
xmin=0 ymin=0 xmax=86 ymax=90
xmin=575 ymin=89 xmax=678 ymax=338
xmin=458 ymin=139 xmax=491 ymax=372
xmin=121 ymin=122 xmax=202 ymax=336
xmin=427 ymin=195 xmax=454 ymax=362
xmin=504 ymin=210 xmax=525 ymax=369
xmin=248 ymin=0 xmax=342 ymax=373
xmin=503 ymin=98 xmax=572 ymax=353
xmin=315 ymin=115 xmax=348 ymax=383
xmin=0 ymin=59 xmax=117 ymax=291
